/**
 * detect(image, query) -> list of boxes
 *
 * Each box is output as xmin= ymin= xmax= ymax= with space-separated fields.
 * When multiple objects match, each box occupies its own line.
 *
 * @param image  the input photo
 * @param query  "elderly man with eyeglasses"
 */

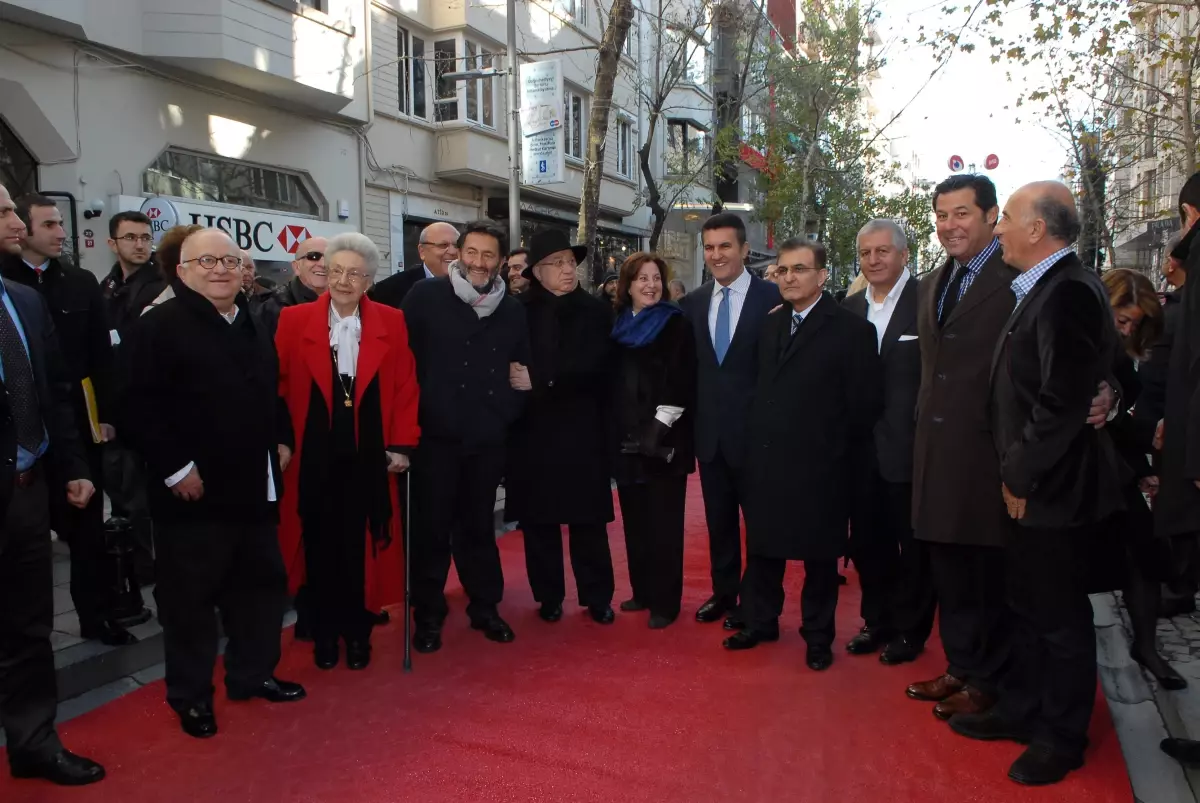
xmin=371 ymin=221 xmax=460 ymax=309
xmin=259 ymin=236 xmax=328 ymax=336
xmin=119 ymin=228 xmax=305 ymax=740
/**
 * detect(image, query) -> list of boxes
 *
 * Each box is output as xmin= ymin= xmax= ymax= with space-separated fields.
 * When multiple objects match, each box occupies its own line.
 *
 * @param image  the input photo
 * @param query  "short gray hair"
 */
xmin=1033 ymin=195 xmax=1081 ymax=244
xmin=325 ymin=232 xmax=381 ymax=279
xmin=856 ymin=219 xmax=908 ymax=251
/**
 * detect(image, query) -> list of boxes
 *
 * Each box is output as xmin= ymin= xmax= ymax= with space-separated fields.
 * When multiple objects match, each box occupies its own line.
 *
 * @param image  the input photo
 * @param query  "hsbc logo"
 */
xmin=277 ymin=225 xmax=312 ymax=254
xmin=139 ymin=198 xmax=179 ymax=244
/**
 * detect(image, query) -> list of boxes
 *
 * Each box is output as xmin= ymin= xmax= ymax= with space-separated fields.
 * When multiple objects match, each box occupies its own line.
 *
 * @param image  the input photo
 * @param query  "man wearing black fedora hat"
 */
xmin=505 ymin=229 xmax=617 ymax=625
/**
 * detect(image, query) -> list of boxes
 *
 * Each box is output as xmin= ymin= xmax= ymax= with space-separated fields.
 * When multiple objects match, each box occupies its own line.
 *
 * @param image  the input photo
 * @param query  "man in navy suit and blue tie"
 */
xmin=679 ymin=214 xmax=781 ymax=625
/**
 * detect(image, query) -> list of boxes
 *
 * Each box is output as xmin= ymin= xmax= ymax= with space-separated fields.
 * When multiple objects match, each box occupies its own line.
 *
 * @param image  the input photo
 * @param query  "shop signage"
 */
xmin=520 ymin=60 xmax=565 ymax=186
xmin=121 ymin=195 xmax=354 ymax=261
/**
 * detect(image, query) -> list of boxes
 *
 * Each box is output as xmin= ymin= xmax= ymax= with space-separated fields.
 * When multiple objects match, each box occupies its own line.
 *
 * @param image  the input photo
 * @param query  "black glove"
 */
xmin=620 ymin=419 xmax=675 ymax=462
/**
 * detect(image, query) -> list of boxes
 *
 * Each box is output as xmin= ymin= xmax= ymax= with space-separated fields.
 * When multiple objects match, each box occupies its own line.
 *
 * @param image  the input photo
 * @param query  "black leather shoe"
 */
xmin=1007 ymin=745 xmax=1083 ymax=785
xmin=589 ymin=605 xmax=615 ymax=624
xmin=80 ymin=620 xmax=138 ymax=647
xmin=314 ymin=641 xmax=339 ymax=670
xmin=228 ymin=677 xmax=306 ymax=703
xmin=1162 ymin=738 xmax=1200 ymax=767
xmin=723 ymin=629 xmax=779 ymax=650
xmin=806 ymin=645 xmax=834 ymax=671
xmin=472 ymin=615 xmax=516 ymax=643
xmin=723 ymin=613 xmax=746 ymax=631
xmin=413 ymin=626 xmax=442 ymax=653
xmin=949 ymin=711 xmax=1032 ymax=744
xmin=619 ymin=598 xmax=646 ymax=612
xmin=176 ymin=702 xmax=218 ymax=739
xmin=648 ymin=612 xmax=679 ymax=629
xmin=696 ymin=596 xmax=734 ymax=623
xmin=10 ymin=749 xmax=106 ymax=785
xmin=538 ymin=603 xmax=563 ymax=623
xmin=346 ymin=640 xmax=371 ymax=670
xmin=845 ymin=626 xmax=891 ymax=655
xmin=880 ymin=635 xmax=922 ymax=665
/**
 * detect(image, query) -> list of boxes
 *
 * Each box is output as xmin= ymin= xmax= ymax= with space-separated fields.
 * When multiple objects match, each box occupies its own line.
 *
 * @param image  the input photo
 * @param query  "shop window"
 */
xmin=0 ymin=121 xmax=37 ymax=198
xmin=434 ymin=39 xmax=459 ymax=122
xmin=142 ymin=148 xmax=321 ymax=217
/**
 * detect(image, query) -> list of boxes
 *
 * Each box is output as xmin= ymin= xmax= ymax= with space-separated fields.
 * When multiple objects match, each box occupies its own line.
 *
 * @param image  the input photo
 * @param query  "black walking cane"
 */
xmin=403 ymin=470 xmax=413 ymax=672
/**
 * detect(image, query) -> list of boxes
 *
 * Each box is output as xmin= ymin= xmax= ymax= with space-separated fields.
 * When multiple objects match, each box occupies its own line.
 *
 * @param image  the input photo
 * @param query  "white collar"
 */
xmin=220 ymin=306 xmax=239 ymax=324
xmin=23 ymin=258 xmax=49 ymax=273
xmin=869 ymin=269 xmax=910 ymax=307
xmin=712 ymin=267 xmax=752 ymax=298
xmin=791 ymin=294 xmax=822 ymax=320
xmin=329 ymin=303 xmax=360 ymax=324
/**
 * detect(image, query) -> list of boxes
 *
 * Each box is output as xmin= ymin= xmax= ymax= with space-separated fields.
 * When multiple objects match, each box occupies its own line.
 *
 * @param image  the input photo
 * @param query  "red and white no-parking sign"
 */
xmin=985 ymin=154 xmax=1000 ymax=170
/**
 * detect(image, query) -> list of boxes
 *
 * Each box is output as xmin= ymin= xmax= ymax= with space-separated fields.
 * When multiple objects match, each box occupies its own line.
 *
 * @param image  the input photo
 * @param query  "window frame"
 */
xmin=141 ymin=147 xmax=324 ymax=218
xmin=564 ymin=89 xmax=588 ymax=161
xmin=616 ymin=117 xmax=634 ymax=179
xmin=395 ymin=27 xmax=428 ymax=120
xmin=434 ymin=38 xmax=459 ymax=122
xmin=464 ymin=40 xmax=498 ymax=129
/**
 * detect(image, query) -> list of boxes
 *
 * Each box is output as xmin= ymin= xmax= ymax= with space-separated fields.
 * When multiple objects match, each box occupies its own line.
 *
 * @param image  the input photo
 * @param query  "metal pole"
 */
xmin=403 ymin=471 xmax=412 ymax=673
xmin=507 ymin=0 xmax=521 ymax=247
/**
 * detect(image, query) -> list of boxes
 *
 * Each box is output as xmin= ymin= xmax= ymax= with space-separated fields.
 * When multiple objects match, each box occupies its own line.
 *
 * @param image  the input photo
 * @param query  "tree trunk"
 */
xmin=638 ymin=113 xmax=666 ymax=251
xmin=578 ymin=0 xmax=634 ymax=283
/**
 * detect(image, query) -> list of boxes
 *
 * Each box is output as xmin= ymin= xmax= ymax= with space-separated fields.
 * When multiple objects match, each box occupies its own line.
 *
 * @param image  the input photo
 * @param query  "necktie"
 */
xmin=939 ymin=264 xmax=967 ymax=325
xmin=0 ymin=300 xmax=43 ymax=452
xmin=790 ymin=312 xmax=803 ymax=335
xmin=714 ymin=287 xmax=731 ymax=364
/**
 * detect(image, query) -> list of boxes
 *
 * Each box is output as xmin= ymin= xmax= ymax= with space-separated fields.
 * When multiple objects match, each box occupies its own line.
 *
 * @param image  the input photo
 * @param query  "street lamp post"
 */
xmin=441 ymin=0 xmax=521 ymax=249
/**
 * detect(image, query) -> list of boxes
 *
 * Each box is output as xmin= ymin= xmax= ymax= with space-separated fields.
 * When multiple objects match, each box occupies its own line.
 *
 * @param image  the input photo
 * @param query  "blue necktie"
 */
xmin=791 ymin=312 xmax=803 ymax=335
xmin=715 ymin=287 xmax=731 ymax=364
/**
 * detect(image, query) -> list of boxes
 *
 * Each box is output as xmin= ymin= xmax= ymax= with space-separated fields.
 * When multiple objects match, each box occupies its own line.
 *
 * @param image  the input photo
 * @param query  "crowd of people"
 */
xmin=2 ymin=167 xmax=1200 ymax=791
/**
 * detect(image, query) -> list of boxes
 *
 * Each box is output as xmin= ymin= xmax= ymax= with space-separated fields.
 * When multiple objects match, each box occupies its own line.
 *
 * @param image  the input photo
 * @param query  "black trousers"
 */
xmin=926 ymin=541 xmax=1009 ymax=694
xmin=698 ymin=451 xmax=749 ymax=605
xmin=617 ymin=475 xmax=686 ymax=618
xmin=56 ymin=444 xmax=111 ymax=630
xmin=996 ymin=524 xmax=1096 ymax=756
xmin=852 ymin=479 xmax=936 ymax=644
xmin=302 ymin=512 xmax=370 ymax=645
xmin=523 ymin=523 xmax=614 ymax=608
xmin=0 ymin=472 xmax=62 ymax=762
xmin=154 ymin=518 xmax=287 ymax=710
xmin=410 ymin=443 xmax=505 ymax=626
xmin=742 ymin=554 xmax=840 ymax=647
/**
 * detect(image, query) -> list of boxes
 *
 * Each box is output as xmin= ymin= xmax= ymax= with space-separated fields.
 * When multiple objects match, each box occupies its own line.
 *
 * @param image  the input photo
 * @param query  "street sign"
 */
xmin=985 ymin=154 xmax=999 ymax=170
xmin=520 ymin=60 xmax=565 ymax=186
xmin=948 ymin=155 xmax=965 ymax=172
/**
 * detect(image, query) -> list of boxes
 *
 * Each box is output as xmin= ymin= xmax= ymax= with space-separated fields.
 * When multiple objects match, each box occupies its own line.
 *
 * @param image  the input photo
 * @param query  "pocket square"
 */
xmin=898 ymin=334 xmax=919 ymax=342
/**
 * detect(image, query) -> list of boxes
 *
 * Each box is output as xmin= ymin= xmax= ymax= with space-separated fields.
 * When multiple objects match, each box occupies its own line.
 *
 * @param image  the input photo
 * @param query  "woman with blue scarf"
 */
xmin=609 ymin=253 xmax=697 ymax=629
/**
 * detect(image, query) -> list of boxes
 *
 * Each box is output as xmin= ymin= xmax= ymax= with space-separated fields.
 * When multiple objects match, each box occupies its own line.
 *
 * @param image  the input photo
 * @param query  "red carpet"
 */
xmin=2 ymin=476 xmax=1132 ymax=802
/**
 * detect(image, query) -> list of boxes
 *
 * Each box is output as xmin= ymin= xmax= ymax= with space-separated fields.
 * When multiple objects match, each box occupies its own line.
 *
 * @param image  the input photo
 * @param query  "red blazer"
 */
xmin=275 ymin=293 xmax=420 ymax=611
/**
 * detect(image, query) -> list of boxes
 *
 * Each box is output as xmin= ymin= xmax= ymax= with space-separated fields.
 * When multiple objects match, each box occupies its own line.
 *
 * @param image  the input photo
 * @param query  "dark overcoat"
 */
xmin=505 ymin=281 xmax=614 ymax=525
xmin=743 ymin=294 xmax=882 ymax=561
xmin=911 ymin=249 xmax=1018 ymax=547
xmin=1157 ymin=225 xmax=1200 ymax=538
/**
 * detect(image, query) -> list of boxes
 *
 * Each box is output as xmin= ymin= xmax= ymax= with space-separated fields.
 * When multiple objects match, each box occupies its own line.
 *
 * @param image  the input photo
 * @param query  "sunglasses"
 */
xmin=299 ymin=251 xmax=324 ymax=262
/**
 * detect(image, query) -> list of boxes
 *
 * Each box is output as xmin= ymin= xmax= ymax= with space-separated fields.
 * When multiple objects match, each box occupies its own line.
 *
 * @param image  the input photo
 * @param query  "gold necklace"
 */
xmin=338 ymin=372 xmax=354 ymax=408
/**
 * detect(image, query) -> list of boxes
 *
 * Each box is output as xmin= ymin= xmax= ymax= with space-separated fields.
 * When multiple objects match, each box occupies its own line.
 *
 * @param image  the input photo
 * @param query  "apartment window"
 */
xmin=298 ymin=0 xmax=323 ymax=9
xmin=1144 ymin=168 xmax=1158 ymax=211
xmin=142 ymin=148 xmax=320 ymax=216
xmin=1145 ymin=117 xmax=1156 ymax=159
xmin=624 ymin=25 xmax=635 ymax=57
xmin=685 ymin=39 xmax=708 ymax=85
xmin=434 ymin=39 xmax=458 ymax=122
xmin=617 ymin=118 xmax=634 ymax=178
xmin=558 ymin=0 xmax=586 ymax=26
xmin=564 ymin=90 xmax=587 ymax=159
xmin=740 ymin=107 xmax=765 ymax=140
xmin=667 ymin=120 xmax=706 ymax=173
xmin=465 ymin=41 xmax=497 ymax=128
xmin=397 ymin=28 xmax=428 ymax=120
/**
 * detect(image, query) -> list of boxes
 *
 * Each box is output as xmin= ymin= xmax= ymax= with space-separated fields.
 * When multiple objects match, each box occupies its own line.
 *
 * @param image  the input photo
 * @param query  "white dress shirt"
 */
xmin=865 ymin=269 xmax=910 ymax=351
xmin=164 ymin=305 xmax=277 ymax=502
xmin=707 ymin=267 xmax=753 ymax=348
xmin=423 ymin=264 xmax=435 ymax=280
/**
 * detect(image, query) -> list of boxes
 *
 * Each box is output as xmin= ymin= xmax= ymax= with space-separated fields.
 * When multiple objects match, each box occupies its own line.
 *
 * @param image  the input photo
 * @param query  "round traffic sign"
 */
xmin=948 ymin=155 xmax=964 ymax=172
xmin=985 ymin=154 xmax=1000 ymax=170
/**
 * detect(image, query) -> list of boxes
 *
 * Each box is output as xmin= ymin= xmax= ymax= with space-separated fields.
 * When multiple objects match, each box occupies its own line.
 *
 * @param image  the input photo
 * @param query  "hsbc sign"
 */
xmin=121 ymin=196 xmax=354 ymax=261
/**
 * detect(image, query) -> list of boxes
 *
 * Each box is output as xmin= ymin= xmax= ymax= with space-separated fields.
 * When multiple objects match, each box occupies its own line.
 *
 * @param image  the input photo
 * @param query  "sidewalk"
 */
xmin=1097 ymin=591 xmax=1200 ymax=803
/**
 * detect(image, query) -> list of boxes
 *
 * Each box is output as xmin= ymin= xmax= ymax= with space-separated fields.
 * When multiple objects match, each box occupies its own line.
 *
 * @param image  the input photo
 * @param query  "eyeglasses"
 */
xmin=420 ymin=241 xmax=457 ymax=251
xmin=116 ymin=234 xmax=153 ymax=245
xmin=328 ymin=268 xmax=370 ymax=284
xmin=182 ymin=255 xmax=243 ymax=271
xmin=298 ymin=251 xmax=324 ymax=262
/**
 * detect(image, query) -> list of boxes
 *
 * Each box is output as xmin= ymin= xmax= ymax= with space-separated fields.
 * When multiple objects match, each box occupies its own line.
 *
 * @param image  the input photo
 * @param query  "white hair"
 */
xmin=856 ymin=219 xmax=908 ymax=251
xmin=325 ymin=232 xmax=381 ymax=279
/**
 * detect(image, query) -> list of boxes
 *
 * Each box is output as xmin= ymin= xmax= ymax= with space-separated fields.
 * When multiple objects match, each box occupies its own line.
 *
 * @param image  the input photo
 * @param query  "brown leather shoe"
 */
xmin=906 ymin=673 xmax=965 ymax=702
xmin=933 ymin=687 xmax=996 ymax=721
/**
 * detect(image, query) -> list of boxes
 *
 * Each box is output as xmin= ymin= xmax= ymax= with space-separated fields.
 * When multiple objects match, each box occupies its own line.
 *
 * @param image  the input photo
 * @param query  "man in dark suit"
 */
xmin=678 ymin=213 xmax=781 ymax=625
xmin=950 ymin=181 xmax=1121 ymax=787
xmin=371 ymin=221 xmax=460 ymax=309
xmin=0 ymin=183 xmax=105 ymax=786
xmin=842 ymin=219 xmax=931 ymax=665
xmin=723 ymin=238 xmax=882 ymax=671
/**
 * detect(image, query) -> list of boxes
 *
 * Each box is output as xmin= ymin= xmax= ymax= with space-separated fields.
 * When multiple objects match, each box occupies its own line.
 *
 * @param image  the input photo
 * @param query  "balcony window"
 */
xmin=558 ymin=0 xmax=586 ymax=26
xmin=142 ymin=148 xmax=321 ymax=217
xmin=667 ymin=120 xmax=706 ymax=173
xmin=434 ymin=39 xmax=459 ymax=122
xmin=564 ymin=90 xmax=587 ymax=160
xmin=465 ymin=41 xmax=498 ymax=128
xmin=617 ymin=118 xmax=634 ymax=178
xmin=398 ymin=28 xmax=428 ymax=120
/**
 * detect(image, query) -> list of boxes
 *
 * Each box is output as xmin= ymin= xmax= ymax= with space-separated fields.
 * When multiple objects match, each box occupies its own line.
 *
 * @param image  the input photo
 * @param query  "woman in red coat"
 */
xmin=275 ymin=232 xmax=420 ymax=670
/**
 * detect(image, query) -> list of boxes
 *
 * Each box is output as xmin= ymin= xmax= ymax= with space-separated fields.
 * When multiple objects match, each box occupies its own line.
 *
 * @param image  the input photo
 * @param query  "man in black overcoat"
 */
xmin=678 ymin=213 xmax=781 ymax=626
xmin=949 ymin=181 xmax=1121 ymax=787
xmin=723 ymin=238 xmax=882 ymax=672
xmin=0 ymin=182 xmax=105 ymax=786
xmin=842 ymin=219 xmax=932 ymax=665
xmin=505 ymin=229 xmax=616 ymax=625
xmin=120 ymin=228 xmax=305 ymax=739
xmin=402 ymin=220 xmax=531 ymax=653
